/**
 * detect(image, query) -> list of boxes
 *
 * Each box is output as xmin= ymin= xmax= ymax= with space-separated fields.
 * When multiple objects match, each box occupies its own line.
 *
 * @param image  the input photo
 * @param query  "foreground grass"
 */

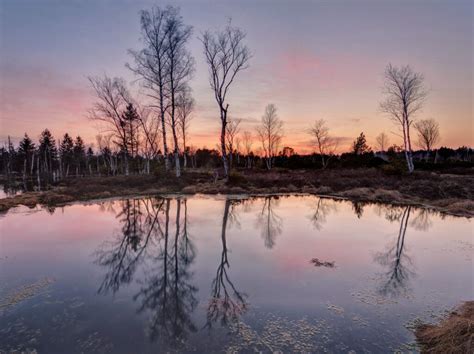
xmin=1 ymin=168 xmax=473 ymax=216
xmin=415 ymin=301 xmax=473 ymax=353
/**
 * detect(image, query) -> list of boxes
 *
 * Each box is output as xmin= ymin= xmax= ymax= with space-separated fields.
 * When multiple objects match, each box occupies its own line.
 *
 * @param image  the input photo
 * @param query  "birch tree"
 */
xmin=128 ymin=6 xmax=172 ymax=171
xmin=380 ymin=64 xmax=427 ymax=173
xmin=88 ymin=75 xmax=131 ymax=175
xmin=414 ymin=118 xmax=440 ymax=152
xmin=226 ymin=118 xmax=241 ymax=169
xmin=376 ymin=132 xmax=389 ymax=152
xmin=177 ymin=87 xmax=195 ymax=169
xmin=308 ymin=119 xmax=337 ymax=169
xmin=257 ymin=104 xmax=283 ymax=170
xmin=201 ymin=22 xmax=251 ymax=178
xmin=164 ymin=7 xmax=194 ymax=177
xmin=242 ymin=131 xmax=253 ymax=168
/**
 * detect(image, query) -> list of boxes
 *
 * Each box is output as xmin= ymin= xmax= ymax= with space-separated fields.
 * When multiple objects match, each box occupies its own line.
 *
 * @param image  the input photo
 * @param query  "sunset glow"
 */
xmin=1 ymin=0 xmax=472 ymax=152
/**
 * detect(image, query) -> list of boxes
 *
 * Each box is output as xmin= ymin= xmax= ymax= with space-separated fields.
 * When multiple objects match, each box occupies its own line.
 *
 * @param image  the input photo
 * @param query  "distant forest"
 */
xmin=1 ymin=128 xmax=472 ymax=181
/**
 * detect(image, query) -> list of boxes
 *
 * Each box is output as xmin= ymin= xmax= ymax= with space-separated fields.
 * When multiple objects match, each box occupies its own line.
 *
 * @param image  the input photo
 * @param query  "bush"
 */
xmin=227 ymin=171 xmax=247 ymax=186
xmin=380 ymin=160 xmax=407 ymax=176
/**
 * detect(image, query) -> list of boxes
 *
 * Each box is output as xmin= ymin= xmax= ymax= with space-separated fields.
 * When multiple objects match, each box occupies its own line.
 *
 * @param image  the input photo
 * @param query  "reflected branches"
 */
xmin=94 ymin=197 xmax=198 ymax=346
xmin=94 ymin=198 xmax=163 ymax=294
xmin=256 ymin=196 xmax=283 ymax=249
xmin=134 ymin=198 xmax=198 ymax=345
xmin=206 ymin=199 xmax=248 ymax=328
xmin=308 ymin=197 xmax=337 ymax=230
xmin=374 ymin=206 xmax=415 ymax=298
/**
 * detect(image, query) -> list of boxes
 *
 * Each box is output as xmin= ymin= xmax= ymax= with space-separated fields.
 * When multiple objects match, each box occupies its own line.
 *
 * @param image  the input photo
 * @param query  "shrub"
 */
xmin=381 ymin=160 xmax=407 ymax=176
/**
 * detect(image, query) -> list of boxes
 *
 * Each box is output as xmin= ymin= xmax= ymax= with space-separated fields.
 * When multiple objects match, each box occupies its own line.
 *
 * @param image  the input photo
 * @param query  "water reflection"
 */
xmin=95 ymin=198 xmax=198 ymax=346
xmin=81 ymin=196 xmax=454 ymax=350
xmin=374 ymin=206 xmax=415 ymax=298
xmin=206 ymin=199 xmax=248 ymax=328
xmin=94 ymin=199 xmax=163 ymax=294
xmin=134 ymin=199 xmax=198 ymax=345
xmin=308 ymin=197 xmax=337 ymax=230
xmin=256 ymin=196 xmax=283 ymax=249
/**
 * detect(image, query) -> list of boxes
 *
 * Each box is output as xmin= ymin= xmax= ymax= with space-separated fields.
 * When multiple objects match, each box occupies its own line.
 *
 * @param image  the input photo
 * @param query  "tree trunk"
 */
xmin=220 ymin=108 xmax=229 ymax=179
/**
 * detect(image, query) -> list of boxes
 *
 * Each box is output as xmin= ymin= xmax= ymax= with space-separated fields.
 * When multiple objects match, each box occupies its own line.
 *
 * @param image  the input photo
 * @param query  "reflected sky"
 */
xmin=0 ymin=195 xmax=472 ymax=352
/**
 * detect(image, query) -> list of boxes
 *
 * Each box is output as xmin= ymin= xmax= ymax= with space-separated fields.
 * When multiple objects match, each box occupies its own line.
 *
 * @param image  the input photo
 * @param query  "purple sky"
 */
xmin=0 ymin=0 xmax=472 ymax=151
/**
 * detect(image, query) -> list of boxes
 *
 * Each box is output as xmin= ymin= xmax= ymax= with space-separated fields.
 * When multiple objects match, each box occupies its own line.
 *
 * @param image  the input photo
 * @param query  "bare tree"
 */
xmin=380 ymin=64 xmax=428 ymax=173
xmin=138 ymin=106 xmax=161 ymax=174
xmin=242 ymin=131 xmax=253 ymax=168
xmin=165 ymin=8 xmax=195 ymax=177
xmin=414 ymin=118 xmax=440 ymax=152
xmin=201 ymin=22 xmax=251 ymax=178
xmin=128 ymin=6 xmax=172 ymax=171
xmin=376 ymin=132 xmax=390 ymax=152
xmin=88 ymin=75 xmax=132 ymax=175
xmin=176 ymin=87 xmax=195 ymax=169
xmin=226 ymin=118 xmax=241 ymax=169
xmin=257 ymin=104 xmax=283 ymax=170
xmin=308 ymin=119 xmax=338 ymax=169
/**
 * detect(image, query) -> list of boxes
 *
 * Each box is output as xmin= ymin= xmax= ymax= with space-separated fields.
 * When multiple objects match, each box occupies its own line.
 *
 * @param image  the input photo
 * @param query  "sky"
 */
xmin=0 ymin=0 xmax=472 ymax=153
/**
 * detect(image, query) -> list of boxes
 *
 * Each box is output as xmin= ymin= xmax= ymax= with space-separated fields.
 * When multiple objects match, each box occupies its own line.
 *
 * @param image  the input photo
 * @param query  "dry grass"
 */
xmin=1 ymin=168 xmax=473 ymax=216
xmin=415 ymin=301 xmax=474 ymax=353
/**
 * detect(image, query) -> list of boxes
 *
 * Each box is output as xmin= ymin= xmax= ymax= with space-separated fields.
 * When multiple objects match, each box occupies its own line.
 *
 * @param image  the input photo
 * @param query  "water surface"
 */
xmin=0 ymin=195 xmax=472 ymax=353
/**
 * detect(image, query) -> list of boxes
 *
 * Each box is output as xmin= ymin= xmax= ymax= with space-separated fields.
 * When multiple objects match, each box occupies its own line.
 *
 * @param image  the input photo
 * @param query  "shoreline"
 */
xmin=1 ymin=169 xmax=473 ymax=217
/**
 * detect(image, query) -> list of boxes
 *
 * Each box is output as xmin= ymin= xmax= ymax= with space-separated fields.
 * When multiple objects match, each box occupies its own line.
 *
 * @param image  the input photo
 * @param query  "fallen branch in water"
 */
xmin=310 ymin=258 xmax=335 ymax=268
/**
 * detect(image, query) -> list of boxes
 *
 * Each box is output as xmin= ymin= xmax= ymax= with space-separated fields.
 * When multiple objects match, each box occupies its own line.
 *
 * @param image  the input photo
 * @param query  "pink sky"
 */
xmin=1 ymin=0 xmax=472 ymax=152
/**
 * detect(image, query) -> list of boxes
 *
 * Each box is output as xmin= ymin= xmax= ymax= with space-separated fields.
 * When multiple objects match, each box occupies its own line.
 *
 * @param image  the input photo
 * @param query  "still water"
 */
xmin=0 ymin=195 xmax=472 ymax=353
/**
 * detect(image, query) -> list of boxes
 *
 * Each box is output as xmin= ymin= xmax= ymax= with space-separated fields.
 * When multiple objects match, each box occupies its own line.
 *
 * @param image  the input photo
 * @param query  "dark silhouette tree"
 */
xmin=38 ymin=129 xmax=57 ymax=175
xmin=206 ymin=199 xmax=248 ymax=328
xmin=59 ymin=133 xmax=74 ymax=177
xmin=201 ymin=22 xmax=251 ymax=179
xmin=73 ymin=136 xmax=86 ymax=176
xmin=18 ymin=133 xmax=35 ymax=176
xmin=352 ymin=132 xmax=371 ymax=155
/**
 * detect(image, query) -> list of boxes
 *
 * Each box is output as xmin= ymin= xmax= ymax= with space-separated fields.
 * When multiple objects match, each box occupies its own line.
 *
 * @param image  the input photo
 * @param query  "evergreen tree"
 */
xmin=73 ymin=136 xmax=86 ymax=175
xmin=18 ymin=133 xmax=36 ymax=175
xmin=59 ymin=133 xmax=74 ymax=176
xmin=39 ymin=129 xmax=58 ymax=174
xmin=121 ymin=103 xmax=140 ymax=158
xmin=352 ymin=132 xmax=371 ymax=155
xmin=86 ymin=147 xmax=94 ymax=175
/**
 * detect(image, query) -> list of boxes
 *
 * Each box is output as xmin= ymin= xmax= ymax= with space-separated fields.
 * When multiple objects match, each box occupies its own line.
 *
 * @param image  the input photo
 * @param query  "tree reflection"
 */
xmin=95 ymin=197 xmax=198 ymax=347
xmin=410 ymin=208 xmax=433 ymax=231
xmin=374 ymin=206 xmax=415 ymax=298
xmin=95 ymin=198 xmax=163 ymax=294
xmin=134 ymin=199 xmax=198 ymax=345
xmin=351 ymin=201 xmax=365 ymax=219
xmin=256 ymin=196 xmax=283 ymax=248
xmin=206 ymin=198 xmax=248 ymax=329
xmin=308 ymin=197 xmax=337 ymax=230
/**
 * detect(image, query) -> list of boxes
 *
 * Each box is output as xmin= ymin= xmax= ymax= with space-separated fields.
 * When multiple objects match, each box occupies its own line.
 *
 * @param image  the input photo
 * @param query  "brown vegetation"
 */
xmin=1 ymin=168 xmax=473 ymax=216
xmin=415 ymin=301 xmax=473 ymax=353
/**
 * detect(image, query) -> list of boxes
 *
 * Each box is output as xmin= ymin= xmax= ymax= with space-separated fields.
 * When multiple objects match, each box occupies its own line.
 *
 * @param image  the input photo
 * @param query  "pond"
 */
xmin=0 ymin=195 xmax=472 ymax=353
